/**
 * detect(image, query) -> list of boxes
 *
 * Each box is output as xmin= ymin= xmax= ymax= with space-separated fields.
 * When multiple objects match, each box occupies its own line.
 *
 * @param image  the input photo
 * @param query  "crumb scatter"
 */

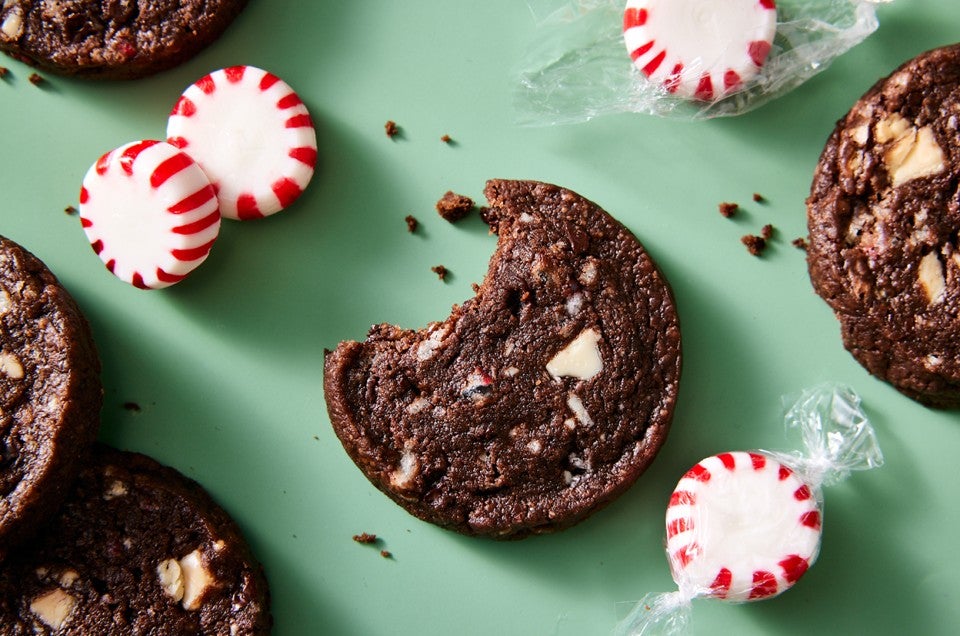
xmin=741 ymin=234 xmax=767 ymax=256
xmin=718 ymin=202 xmax=739 ymax=218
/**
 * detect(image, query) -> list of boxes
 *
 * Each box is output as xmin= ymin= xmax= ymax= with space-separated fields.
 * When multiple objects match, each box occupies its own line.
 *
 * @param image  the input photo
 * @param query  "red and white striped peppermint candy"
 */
xmin=623 ymin=0 xmax=777 ymax=100
xmin=166 ymin=65 xmax=317 ymax=221
xmin=666 ymin=451 xmax=821 ymax=602
xmin=79 ymin=140 xmax=220 ymax=289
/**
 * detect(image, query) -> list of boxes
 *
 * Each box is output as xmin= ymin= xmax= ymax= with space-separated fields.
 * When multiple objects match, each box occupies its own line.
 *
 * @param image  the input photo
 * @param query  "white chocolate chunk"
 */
xmin=1 ymin=10 xmax=22 ymax=41
xmin=58 ymin=570 xmax=79 ymax=588
xmin=104 ymin=480 xmax=128 ymax=500
xmin=526 ymin=439 xmax=542 ymax=454
xmin=390 ymin=446 xmax=418 ymax=489
xmin=0 ymin=289 xmax=11 ymax=315
xmin=849 ymin=123 xmax=869 ymax=145
xmin=565 ymin=293 xmax=584 ymax=316
xmin=0 ymin=351 xmax=23 ymax=379
xmin=157 ymin=558 xmax=185 ymax=603
xmin=546 ymin=328 xmax=603 ymax=380
xmin=405 ymin=397 xmax=430 ymax=415
xmin=566 ymin=393 xmax=594 ymax=427
xmin=884 ymin=125 xmax=945 ymax=186
xmin=846 ymin=151 xmax=863 ymax=175
xmin=578 ymin=261 xmax=598 ymax=286
xmin=30 ymin=589 xmax=76 ymax=630
xmin=875 ymin=113 xmax=911 ymax=143
xmin=416 ymin=326 xmax=448 ymax=361
xmin=179 ymin=549 xmax=214 ymax=611
xmin=918 ymin=251 xmax=946 ymax=304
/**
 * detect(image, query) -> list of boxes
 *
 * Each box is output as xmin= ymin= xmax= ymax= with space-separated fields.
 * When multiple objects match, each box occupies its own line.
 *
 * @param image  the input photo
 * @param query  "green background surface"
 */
xmin=2 ymin=1 xmax=959 ymax=634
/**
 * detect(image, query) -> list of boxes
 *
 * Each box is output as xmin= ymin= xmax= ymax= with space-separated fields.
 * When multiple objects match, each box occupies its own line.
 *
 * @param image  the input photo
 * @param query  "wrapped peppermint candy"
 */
xmin=516 ymin=0 xmax=891 ymax=122
xmin=614 ymin=384 xmax=883 ymax=635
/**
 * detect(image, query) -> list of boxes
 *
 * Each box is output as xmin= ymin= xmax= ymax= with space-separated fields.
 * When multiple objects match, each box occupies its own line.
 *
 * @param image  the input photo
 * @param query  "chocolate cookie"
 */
xmin=0 ymin=444 xmax=271 ymax=634
xmin=0 ymin=0 xmax=248 ymax=79
xmin=0 ymin=236 xmax=101 ymax=560
xmin=806 ymin=44 xmax=960 ymax=407
xmin=324 ymin=179 xmax=681 ymax=538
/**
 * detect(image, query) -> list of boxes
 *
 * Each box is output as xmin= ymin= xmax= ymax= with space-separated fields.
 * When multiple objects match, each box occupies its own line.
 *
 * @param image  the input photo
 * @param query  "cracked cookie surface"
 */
xmin=807 ymin=44 xmax=960 ymax=407
xmin=324 ymin=179 xmax=681 ymax=538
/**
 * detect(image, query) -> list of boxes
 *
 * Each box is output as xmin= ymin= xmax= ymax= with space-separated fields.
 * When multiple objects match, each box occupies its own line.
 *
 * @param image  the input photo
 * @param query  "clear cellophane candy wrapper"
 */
xmin=517 ymin=0 xmax=891 ymax=123
xmin=613 ymin=384 xmax=884 ymax=636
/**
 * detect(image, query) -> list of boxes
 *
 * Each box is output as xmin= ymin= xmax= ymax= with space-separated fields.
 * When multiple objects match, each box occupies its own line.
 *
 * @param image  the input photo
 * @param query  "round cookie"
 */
xmin=324 ymin=179 xmax=681 ymax=538
xmin=0 ymin=235 xmax=101 ymax=560
xmin=0 ymin=444 xmax=271 ymax=634
xmin=0 ymin=0 xmax=249 ymax=80
xmin=806 ymin=44 xmax=960 ymax=407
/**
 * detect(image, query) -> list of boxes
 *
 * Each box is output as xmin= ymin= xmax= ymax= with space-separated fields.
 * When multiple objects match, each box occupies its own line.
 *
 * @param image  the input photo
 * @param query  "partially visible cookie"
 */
xmin=0 ymin=235 xmax=101 ymax=560
xmin=324 ymin=179 xmax=681 ymax=538
xmin=0 ymin=444 xmax=271 ymax=634
xmin=806 ymin=44 xmax=960 ymax=407
xmin=0 ymin=0 xmax=249 ymax=79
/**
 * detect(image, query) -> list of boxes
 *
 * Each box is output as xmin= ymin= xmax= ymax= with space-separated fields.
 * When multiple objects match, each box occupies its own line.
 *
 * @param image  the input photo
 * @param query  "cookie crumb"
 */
xmin=435 ymin=191 xmax=474 ymax=222
xmin=718 ymin=202 xmax=739 ymax=218
xmin=384 ymin=120 xmax=399 ymax=139
xmin=352 ymin=533 xmax=378 ymax=544
xmin=440 ymin=134 xmax=452 ymax=144
xmin=431 ymin=265 xmax=448 ymax=281
xmin=122 ymin=401 xmax=141 ymax=412
xmin=760 ymin=224 xmax=774 ymax=240
xmin=312 ymin=435 xmax=319 ymax=441
xmin=0 ymin=67 xmax=8 ymax=79
xmin=741 ymin=234 xmax=767 ymax=256
xmin=28 ymin=73 xmax=43 ymax=86
xmin=64 ymin=205 xmax=78 ymax=216
xmin=792 ymin=237 xmax=809 ymax=250
xmin=405 ymin=215 xmax=418 ymax=233
xmin=752 ymin=192 xmax=765 ymax=203
xmin=380 ymin=550 xmax=392 ymax=559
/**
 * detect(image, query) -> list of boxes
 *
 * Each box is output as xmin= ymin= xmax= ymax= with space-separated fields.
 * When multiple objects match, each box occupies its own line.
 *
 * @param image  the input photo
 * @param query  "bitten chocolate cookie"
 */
xmin=0 ymin=445 xmax=271 ymax=634
xmin=807 ymin=44 xmax=960 ymax=408
xmin=0 ymin=0 xmax=248 ymax=79
xmin=324 ymin=179 xmax=681 ymax=538
xmin=0 ymin=236 xmax=101 ymax=560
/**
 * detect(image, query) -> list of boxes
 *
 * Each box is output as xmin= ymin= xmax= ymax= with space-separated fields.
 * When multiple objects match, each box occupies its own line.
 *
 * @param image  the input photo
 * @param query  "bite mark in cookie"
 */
xmin=324 ymin=180 xmax=681 ymax=537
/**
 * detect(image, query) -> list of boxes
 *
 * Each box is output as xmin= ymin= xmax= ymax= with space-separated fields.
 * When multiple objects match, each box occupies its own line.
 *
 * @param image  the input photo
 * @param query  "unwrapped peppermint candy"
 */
xmin=167 ymin=65 xmax=317 ymax=220
xmin=79 ymin=139 xmax=220 ymax=289
xmin=614 ymin=384 xmax=883 ymax=635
